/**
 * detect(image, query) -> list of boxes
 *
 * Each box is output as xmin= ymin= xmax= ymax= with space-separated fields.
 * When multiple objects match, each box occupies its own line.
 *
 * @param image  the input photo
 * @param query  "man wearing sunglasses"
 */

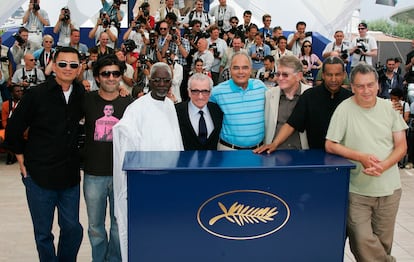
xmin=83 ymin=54 xmax=133 ymax=262
xmin=176 ymin=73 xmax=223 ymax=150
xmin=349 ymin=22 xmax=377 ymax=67
xmin=112 ymin=62 xmax=183 ymax=261
xmin=4 ymin=47 xmax=84 ymax=261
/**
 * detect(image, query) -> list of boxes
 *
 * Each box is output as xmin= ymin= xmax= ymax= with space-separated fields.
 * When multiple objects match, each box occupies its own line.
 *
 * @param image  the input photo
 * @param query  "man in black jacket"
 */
xmin=4 ymin=46 xmax=84 ymax=261
xmin=176 ymin=73 xmax=222 ymax=150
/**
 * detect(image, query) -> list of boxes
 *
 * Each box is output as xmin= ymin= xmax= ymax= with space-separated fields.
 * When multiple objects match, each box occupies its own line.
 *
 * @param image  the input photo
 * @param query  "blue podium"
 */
xmin=123 ymin=150 xmax=354 ymax=261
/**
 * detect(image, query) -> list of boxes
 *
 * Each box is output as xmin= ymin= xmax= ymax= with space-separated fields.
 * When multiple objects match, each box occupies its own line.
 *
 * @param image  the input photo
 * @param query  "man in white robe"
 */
xmin=112 ymin=62 xmax=184 ymax=261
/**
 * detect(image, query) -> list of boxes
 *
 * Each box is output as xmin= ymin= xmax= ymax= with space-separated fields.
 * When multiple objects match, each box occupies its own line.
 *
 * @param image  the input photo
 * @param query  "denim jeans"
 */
xmin=83 ymin=174 xmax=121 ymax=262
xmin=22 ymin=175 xmax=83 ymax=262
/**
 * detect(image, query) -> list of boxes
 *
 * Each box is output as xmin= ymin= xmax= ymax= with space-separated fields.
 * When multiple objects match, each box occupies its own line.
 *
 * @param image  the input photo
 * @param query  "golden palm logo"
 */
xmin=209 ymin=202 xmax=278 ymax=226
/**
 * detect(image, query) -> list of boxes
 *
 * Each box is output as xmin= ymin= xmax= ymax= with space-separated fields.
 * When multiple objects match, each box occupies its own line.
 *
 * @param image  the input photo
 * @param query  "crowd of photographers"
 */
xmin=0 ymin=0 xmax=414 ymax=134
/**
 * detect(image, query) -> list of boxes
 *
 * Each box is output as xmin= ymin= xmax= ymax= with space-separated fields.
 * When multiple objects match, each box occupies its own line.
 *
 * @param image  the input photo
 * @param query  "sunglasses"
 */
xmin=190 ymin=89 xmax=210 ymax=95
xmin=150 ymin=78 xmax=172 ymax=84
xmin=358 ymin=28 xmax=366 ymax=30
xmin=159 ymin=27 xmax=168 ymax=30
xmin=99 ymin=70 xmax=122 ymax=78
xmin=56 ymin=61 xmax=80 ymax=69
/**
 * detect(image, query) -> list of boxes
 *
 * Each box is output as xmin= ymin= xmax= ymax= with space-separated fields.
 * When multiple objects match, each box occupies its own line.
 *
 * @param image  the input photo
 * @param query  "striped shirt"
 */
xmin=210 ymin=79 xmax=266 ymax=147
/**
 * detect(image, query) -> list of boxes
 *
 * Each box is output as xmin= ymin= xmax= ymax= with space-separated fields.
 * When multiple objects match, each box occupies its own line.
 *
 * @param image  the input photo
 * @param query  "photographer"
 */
xmin=248 ymin=32 xmax=271 ymax=77
xmin=53 ymin=7 xmax=76 ymax=46
xmin=100 ymin=0 xmax=125 ymax=30
xmin=155 ymin=0 xmax=181 ymax=23
xmin=11 ymin=27 xmax=41 ymax=70
xmin=132 ymin=56 xmax=152 ymax=98
xmin=121 ymin=39 xmax=139 ymax=70
xmin=0 ymin=34 xmax=14 ymax=100
xmin=322 ymin=30 xmax=349 ymax=66
xmin=141 ymin=30 xmax=158 ymax=63
xmin=22 ymin=0 xmax=50 ymax=47
xmin=349 ymin=23 xmax=377 ymax=67
xmin=88 ymin=11 xmax=118 ymax=49
xmin=135 ymin=2 xmax=155 ymax=30
xmin=256 ymin=55 xmax=278 ymax=87
xmin=378 ymin=58 xmax=404 ymax=99
xmin=79 ymin=47 xmax=99 ymax=92
xmin=123 ymin=20 xmax=146 ymax=55
xmin=11 ymin=53 xmax=45 ymax=91
xmin=32 ymin=35 xmax=55 ymax=77
xmin=207 ymin=25 xmax=228 ymax=85
xmin=182 ymin=0 xmax=213 ymax=31
xmin=162 ymin=50 xmax=183 ymax=103
xmin=209 ymin=0 xmax=236 ymax=33
xmin=115 ymin=49 xmax=134 ymax=92
xmin=287 ymin=21 xmax=312 ymax=56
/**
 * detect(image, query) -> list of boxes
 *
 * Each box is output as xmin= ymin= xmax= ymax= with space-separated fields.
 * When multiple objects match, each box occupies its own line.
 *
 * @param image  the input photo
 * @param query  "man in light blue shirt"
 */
xmin=210 ymin=52 xmax=267 ymax=149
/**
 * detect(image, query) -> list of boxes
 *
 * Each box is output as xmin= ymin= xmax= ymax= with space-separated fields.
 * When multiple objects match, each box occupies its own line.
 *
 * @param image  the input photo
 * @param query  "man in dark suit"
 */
xmin=176 ymin=73 xmax=223 ymax=150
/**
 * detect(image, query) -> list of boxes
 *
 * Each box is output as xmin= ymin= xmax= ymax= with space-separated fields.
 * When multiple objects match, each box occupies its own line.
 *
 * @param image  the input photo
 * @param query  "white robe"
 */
xmin=112 ymin=93 xmax=184 ymax=262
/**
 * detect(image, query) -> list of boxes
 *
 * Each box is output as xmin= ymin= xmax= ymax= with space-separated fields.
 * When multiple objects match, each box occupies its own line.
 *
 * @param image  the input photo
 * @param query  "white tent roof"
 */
xmin=1 ymin=0 xmax=359 ymax=38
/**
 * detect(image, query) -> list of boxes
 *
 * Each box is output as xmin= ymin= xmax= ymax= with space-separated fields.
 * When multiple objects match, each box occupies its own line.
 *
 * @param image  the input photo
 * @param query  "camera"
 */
xmin=149 ymin=30 xmax=156 ymax=45
xmin=133 ymin=22 xmax=141 ymax=31
xmin=217 ymin=20 xmax=224 ymax=28
xmin=124 ymin=39 xmax=137 ymax=53
xmin=114 ymin=0 xmax=127 ymax=5
xmin=62 ymin=7 xmax=70 ymax=21
xmin=32 ymin=0 xmax=40 ymax=11
xmin=354 ymin=39 xmax=367 ymax=55
xmin=0 ymin=56 xmax=9 ymax=62
xmin=209 ymin=43 xmax=219 ymax=58
xmin=340 ymin=50 xmax=348 ymax=60
xmin=12 ymin=33 xmax=26 ymax=46
xmin=140 ymin=7 xmax=149 ymax=17
xmin=255 ymin=46 xmax=264 ymax=61
xmin=100 ymin=12 xmax=110 ymax=27
xmin=23 ymin=75 xmax=36 ymax=84
xmin=305 ymin=31 xmax=313 ymax=37
xmin=165 ymin=50 xmax=174 ymax=65
xmin=269 ymin=71 xmax=275 ymax=79
xmin=79 ymin=52 xmax=89 ymax=62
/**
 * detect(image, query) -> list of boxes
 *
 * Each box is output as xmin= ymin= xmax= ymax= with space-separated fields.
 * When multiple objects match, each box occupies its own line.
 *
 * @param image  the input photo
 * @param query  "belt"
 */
xmin=219 ymin=139 xmax=263 ymax=150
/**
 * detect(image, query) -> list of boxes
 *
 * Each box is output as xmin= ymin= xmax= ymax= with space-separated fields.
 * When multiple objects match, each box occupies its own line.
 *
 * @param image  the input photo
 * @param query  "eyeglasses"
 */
xmin=358 ymin=28 xmax=366 ymax=30
xmin=99 ymin=70 xmax=122 ymax=78
xmin=190 ymin=89 xmax=210 ymax=95
xmin=150 ymin=78 xmax=172 ymax=84
xmin=159 ymin=27 xmax=168 ymax=30
xmin=303 ymin=45 xmax=311 ymax=48
xmin=56 ymin=61 xmax=80 ymax=69
xmin=275 ymin=71 xmax=296 ymax=78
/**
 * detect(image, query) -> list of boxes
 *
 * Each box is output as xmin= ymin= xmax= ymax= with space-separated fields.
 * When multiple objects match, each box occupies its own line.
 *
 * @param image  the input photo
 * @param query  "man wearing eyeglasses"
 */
xmin=349 ymin=22 xmax=377 ymax=67
xmin=254 ymin=56 xmax=352 ymax=154
xmin=176 ymin=73 xmax=223 ymax=150
xmin=4 ymin=47 xmax=84 ymax=261
xmin=258 ymin=55 xmax=312 ymax=151
xmin=82 ymin=54 xmax=133 ymax=262
xmin=113 ymin=62 xmax=183 ymax=261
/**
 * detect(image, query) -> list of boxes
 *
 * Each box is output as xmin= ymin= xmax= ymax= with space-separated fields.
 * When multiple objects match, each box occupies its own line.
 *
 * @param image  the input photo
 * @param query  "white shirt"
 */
xmin=188 ymin=101 xmax=214 ymax=138
xmin=112 ymin=94 xmax=183 ymax=262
